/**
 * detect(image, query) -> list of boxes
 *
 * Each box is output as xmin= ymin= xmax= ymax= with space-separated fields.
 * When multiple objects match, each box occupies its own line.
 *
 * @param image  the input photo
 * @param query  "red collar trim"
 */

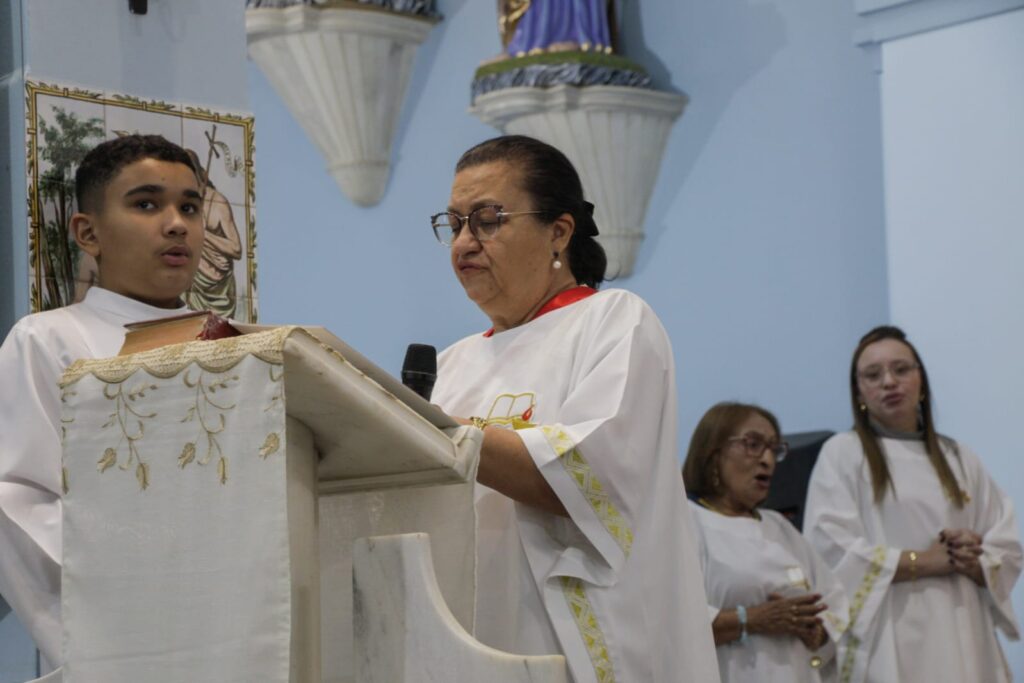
xmin=483 ymin=286 xmax=597 ymax=337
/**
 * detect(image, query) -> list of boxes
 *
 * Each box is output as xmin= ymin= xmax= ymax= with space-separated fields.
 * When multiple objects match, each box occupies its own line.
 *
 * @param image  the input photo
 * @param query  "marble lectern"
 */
xmin=58 ymin=327 xmax=566 ymax=683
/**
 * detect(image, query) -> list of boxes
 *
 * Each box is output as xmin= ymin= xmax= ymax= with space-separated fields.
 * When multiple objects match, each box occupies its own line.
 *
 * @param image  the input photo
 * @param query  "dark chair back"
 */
xmin=761 ymin=430 xmax=833 ymax=531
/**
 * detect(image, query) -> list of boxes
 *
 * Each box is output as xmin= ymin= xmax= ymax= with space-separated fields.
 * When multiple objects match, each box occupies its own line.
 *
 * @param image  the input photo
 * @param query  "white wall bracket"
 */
xmin=471 ymin=85 xmax=686 ymax=278
xmin=247 ymin=4 xmax=436 ymax=206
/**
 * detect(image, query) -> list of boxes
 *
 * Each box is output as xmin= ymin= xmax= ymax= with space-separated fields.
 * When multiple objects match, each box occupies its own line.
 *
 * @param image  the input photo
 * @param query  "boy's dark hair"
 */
xmin=75 ymin=135 xmax=198 ymax=212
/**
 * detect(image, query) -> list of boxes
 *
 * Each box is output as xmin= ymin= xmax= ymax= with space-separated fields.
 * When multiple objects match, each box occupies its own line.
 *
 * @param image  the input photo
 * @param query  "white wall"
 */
xmin=881 ymin=8 xmax=1024 ymax=674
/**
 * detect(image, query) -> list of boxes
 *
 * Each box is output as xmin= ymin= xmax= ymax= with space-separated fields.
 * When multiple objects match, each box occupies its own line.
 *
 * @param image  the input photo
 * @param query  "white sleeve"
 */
xmin=0 ymin=321 xmax=65 ymax=664
xmin=960 ymin=443 xmax=1022 ymax=639
xmin=804 ymin=436 xmax=899 ymax=649
xmin=687 ymin=506 xmax=722 ymax=620
xmin=515 ymin=295 xmax=674 ymax=586
xmin=778 ymin=514 xmax=850 ymax=644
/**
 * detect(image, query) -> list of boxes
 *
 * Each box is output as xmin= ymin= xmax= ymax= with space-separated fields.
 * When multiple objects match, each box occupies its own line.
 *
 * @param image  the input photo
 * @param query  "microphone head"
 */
xmin=402 ymin=343 xmax=437 ymax=401
xmin=402 ymin=343 xmax=437 ymax=376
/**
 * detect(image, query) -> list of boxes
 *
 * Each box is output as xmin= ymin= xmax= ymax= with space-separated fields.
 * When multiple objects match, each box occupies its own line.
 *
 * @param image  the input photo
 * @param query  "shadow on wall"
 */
xmin=0 ymin=89 xmax=15 ymax=334
xmin=390 ymin=0 xmax=477 ymax=183
xmin=0 ymin=599 xmax=41 ymax=683
xmin=617 ymin=0 xmax=787 ymax=275
xmin=0 ymin=0 xmax=21 ymax=332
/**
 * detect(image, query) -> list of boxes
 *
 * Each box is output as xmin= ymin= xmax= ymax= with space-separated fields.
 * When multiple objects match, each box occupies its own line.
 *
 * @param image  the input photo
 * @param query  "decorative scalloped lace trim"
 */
xmin=61 ymin=326 xmax=300 ymax=386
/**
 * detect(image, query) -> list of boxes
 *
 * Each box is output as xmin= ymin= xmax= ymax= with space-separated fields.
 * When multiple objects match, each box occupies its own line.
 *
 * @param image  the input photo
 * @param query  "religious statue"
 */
xmin=499 ymin=0 xmax=618 ymax=57
xmin=246 ymin=0 xmax=438 ymax=17
xmin=475 ymin=0 xmax=644 ymax=101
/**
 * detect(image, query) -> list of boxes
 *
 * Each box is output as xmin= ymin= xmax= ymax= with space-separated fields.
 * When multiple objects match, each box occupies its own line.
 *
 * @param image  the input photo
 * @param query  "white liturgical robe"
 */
xmin=0 ymin=287 xmax=188 ymax=667
xmin=804 ymin=431 xmax=1021 ymax=683
xmin=689 ymin=503 xmax=849 ymax=683
xmin=432 ymin=288 xmax=720 ymax=683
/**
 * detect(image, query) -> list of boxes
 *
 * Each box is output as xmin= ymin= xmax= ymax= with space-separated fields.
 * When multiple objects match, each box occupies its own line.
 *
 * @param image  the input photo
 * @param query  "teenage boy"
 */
xmin=0 ymin=134 xmax=204 ymax=672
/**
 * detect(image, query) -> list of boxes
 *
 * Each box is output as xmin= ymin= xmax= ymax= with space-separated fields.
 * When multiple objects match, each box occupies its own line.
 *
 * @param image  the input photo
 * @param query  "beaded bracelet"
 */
xmin=736 ymin=604 xmax=749 ymax=644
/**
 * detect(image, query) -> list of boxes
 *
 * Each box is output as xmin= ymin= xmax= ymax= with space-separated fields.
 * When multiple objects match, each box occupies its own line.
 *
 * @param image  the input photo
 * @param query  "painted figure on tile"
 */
xmin=184 ymin=177 xmax=242 ymax=318
xmin=182 ymin=180 xmax=241 ymax=318
xmin=183 ymin=131 xmax=243 ymax=319
xmin=499 ymin=0 xmax=617 ymax=56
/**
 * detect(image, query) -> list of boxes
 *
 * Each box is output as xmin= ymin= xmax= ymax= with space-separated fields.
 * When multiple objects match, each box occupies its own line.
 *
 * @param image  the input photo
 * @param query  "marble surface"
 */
xmin=352 ymin=533 xmax=568 ymax=683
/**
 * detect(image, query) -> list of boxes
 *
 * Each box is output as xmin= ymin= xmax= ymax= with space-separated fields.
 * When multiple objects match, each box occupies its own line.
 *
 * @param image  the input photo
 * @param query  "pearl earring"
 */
xmin=553 ymin=251 xmax=562 ymax=270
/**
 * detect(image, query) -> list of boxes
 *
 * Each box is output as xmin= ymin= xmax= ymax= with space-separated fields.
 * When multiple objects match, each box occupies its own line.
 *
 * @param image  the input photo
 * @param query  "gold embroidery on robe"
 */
xmin=839 ymin=545 xmax=888 ymax=683
xmin=561 ymin=576 xmax=617 ymax=683
xmin=541 ymin=425 xmax=634 ymax=556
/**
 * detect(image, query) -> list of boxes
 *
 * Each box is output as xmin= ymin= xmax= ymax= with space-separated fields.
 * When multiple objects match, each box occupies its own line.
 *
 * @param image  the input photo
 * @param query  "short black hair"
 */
xmin=75 ymin=135 xmax=198 ymax=212
xmin=455 ymin=135 xmax=607 ymax=288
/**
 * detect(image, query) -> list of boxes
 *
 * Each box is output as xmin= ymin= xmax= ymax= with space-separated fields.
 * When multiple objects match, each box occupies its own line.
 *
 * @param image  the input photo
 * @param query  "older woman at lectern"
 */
xmin=429 ymin=135 xmax=720 ymax=683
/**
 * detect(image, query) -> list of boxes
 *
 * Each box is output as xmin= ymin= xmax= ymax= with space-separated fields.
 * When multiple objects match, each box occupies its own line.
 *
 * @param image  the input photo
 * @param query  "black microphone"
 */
xmin=402 ymin=343 xmax=437 ymax=401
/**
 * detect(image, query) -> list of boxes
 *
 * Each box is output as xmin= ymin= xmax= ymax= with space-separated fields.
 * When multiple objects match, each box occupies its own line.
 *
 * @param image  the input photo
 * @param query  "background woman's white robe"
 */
xmin=0 ymin=288 xmax=187 ymax=668
xmin=690 ymin=504 xmax=848 ymax=683
xmin=432 ymin=289 xmax=720 ymax=683
xmin=804 ymin=431 xmax=1021 ymax=683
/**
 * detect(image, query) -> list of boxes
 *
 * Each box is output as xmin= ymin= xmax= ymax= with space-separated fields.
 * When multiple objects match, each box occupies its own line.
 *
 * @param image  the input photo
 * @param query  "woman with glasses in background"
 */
xmin=429 ymin=135 xmax=720 ymax=683
xmin=803 ymin=326 xmax=1021 ymax=683
xmin=683 ymin=402 xmax=848 ymax=683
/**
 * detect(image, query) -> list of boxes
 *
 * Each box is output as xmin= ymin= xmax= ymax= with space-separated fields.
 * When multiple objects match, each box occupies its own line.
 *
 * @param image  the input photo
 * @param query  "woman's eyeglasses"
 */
xmin=856 ymin=362 xmax=919 ymax=387
xmin=430 ymin=204 xmax=543 ymax=246
xmin=726 ymin=434 xmax=788 ymax=461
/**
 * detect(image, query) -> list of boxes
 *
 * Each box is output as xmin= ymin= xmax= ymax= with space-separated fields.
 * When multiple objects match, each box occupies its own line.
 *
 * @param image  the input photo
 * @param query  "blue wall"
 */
xmin=251 ymin=0 xmax=889 ymax=445
xmin=880 ymin=9 xmax=1024 ymax=671
xmin=0 ymin=0 xmax=25 ymax=336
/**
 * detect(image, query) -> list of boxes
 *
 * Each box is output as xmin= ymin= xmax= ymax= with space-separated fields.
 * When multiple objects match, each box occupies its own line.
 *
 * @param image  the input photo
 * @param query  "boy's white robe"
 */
xmin=0 ymin=288 xmax=187 ymax=668
xmin=804 ymin=431 xmax=1021 ymax=683
xmin=432 ymin=288 xmax=720 ymax=683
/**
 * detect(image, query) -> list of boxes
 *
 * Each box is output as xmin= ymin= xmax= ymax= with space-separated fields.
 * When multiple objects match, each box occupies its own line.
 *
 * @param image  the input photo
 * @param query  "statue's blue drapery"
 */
xmin=506 ymin=0 xmax=612 ymax=55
